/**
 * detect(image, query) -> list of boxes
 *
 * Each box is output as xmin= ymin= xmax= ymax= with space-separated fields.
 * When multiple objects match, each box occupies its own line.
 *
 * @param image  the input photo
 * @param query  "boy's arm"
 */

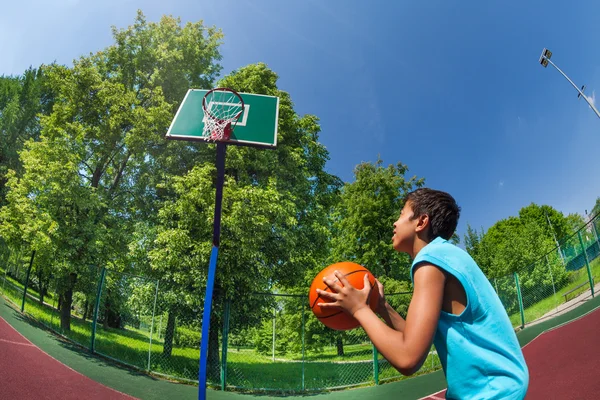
xmin=374 ymin=279 xmax=407 ymax=331
xmin=378 ymin=301 xmax=406 ymax=332
xmin=317 ymin=263 xmax=444 ymax=375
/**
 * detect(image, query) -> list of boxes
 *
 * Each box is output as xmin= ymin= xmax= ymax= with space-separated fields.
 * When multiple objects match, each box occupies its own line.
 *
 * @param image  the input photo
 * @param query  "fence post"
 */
xmin=514 ymin=272 xmax=525 ymax=328
xmin=577 ymin=231 xmax=595 ymax=298
xmin=372 ymin=344 xmax=379 ymax=385
xmin=147 ymin=280 xmax=160 ymax=372
xmin=221 ymin=299 xmax=230 ymax=391
xmin=20 ymin=251 xmax=35 ymax=312
xmin=272 ymin=308 xmax=276 ymax=362
xmin=90 ymin=267 xmax=107 ymax=353
xmin=301 ymin=305 xmax=306 ymax=391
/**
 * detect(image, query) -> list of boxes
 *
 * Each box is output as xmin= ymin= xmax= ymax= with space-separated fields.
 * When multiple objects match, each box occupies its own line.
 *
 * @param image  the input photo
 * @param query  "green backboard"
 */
xmin=166 ymin=89 xmax=279 ymax=148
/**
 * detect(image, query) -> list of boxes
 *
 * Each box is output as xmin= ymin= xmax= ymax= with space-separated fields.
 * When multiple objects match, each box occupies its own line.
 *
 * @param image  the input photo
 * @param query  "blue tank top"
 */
xmin=411 ymin=237 xmax=529 ymax=400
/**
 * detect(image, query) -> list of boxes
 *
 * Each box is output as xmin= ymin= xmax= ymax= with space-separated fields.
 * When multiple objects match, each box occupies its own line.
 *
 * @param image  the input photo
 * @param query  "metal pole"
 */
xmin=91 ymin=267 xmax=107 ymax=353
xmin=544 ymin=57 xmax=600 ymax=120
xmin=514 ymin=272 xmax=525 ymax=329
xmin=577 ymin=231 xmax=595 ymax=298
xmin=372 ymin=344 xmax=379 ymax=384
xmin=272 ymin=308 xmax=276 ymax=362
xmin=301 ymin=305 xmax=305 ymax=391
xmin=199 ymin=142 xmax=227 ymax=400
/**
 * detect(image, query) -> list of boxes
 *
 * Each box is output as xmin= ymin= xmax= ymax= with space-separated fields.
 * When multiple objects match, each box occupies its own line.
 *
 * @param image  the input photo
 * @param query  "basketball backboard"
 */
xmin=166 ymin=89 xmax=279 ymax=148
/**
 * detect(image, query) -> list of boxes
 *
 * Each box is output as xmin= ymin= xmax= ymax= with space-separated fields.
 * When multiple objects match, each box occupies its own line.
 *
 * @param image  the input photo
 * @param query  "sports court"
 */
xmin=2 ymin=291 xmax=600 ymax=399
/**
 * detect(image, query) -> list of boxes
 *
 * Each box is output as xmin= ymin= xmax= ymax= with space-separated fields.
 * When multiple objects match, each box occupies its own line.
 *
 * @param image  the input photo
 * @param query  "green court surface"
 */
xmin=1 ymin=294 xmax=599 ymax=400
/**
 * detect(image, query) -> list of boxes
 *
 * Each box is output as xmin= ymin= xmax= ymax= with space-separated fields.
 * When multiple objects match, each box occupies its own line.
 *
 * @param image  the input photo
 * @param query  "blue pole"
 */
xmin=199 ymin=143 xmax=226 ymax=400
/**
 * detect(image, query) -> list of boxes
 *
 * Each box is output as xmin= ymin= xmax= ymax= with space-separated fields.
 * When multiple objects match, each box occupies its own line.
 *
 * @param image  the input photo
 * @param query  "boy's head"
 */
xmin=404 ymin=188 xmax=460 ymax=242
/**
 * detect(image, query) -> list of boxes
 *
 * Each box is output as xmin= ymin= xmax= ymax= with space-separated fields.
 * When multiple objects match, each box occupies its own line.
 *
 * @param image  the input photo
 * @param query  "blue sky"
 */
xmin=2 ymin=0 xmax=600 ymax=241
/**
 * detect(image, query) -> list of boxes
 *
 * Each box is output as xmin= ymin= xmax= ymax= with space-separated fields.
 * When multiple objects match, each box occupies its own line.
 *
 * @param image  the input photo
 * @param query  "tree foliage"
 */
xmin=465 ymin=204 xmax=572 ymax=279
xmin=329 ymin=159 xmax=424 ymax=281
xmin=0 ymin=11 xmax=223 ymax=332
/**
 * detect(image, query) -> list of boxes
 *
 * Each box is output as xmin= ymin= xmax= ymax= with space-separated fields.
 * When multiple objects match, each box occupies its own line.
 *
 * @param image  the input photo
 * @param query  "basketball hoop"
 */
xmin=201 ymin=88 xmax=245 ymax=142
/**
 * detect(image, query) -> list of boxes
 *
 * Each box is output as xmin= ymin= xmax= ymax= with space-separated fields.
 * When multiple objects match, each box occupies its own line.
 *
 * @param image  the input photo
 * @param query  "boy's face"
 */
xmin=392 ymin=201 xmax=419 ymax=253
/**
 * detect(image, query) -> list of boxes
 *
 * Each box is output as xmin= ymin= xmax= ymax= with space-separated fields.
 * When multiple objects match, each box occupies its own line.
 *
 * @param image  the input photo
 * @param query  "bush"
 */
xmin=174 ymin=325 xmax=201 ymax=348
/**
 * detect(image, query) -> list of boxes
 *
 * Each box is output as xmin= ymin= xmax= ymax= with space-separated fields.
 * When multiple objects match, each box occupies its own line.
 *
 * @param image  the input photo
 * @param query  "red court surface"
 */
xmin=419 ymin=307 xmax=600 ymax=399
xmin=522 ymin=307 xmax=600 ymax=399
xmin=0 ymin=316 xmax=136 ymax=400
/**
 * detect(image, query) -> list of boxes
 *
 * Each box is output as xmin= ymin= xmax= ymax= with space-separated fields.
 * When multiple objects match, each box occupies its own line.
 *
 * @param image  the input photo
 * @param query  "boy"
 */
xmin=316 ymin=188 xmax=529 ymax=399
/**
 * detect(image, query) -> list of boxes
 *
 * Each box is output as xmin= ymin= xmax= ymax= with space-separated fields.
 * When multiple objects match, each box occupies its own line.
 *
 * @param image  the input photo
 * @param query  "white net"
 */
xmin=202 ymin=89 xmax=244 ymax=141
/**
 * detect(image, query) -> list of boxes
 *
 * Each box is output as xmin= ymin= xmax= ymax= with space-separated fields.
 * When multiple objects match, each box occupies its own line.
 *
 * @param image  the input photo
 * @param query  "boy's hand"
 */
xmin=374 ymin=279 xmax=388 ymax=315
xmin=316 ymin=270 xmax=371 ymax=317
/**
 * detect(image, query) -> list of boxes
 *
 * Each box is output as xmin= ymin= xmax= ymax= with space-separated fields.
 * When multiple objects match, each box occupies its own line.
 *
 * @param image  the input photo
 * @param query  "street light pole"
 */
xmin=539 ymin=48 xmax=600 ymax=120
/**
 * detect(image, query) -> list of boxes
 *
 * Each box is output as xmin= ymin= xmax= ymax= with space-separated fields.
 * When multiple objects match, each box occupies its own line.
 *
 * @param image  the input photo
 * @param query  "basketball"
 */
xmin=309 ymin=261 xmax=379 ymax=331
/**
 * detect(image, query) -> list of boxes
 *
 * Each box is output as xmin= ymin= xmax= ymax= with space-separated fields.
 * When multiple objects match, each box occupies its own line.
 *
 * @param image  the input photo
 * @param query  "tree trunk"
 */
xmin=207 ymin=315 xmax=221 ymax=382
xmin=36 ymin=269 xmax=45 ymax=305
xmin=162 ymin=308 xmax=177 ymax=357
xmin=82 ymin=298 xmax=89 ymax=320
xmin=103 ymin=291 xmax=110 ymax=329
xmin=59 ymin=273 xmax=77 ymax=332
xmin=336 ymin=336 xmax=345 ymax=356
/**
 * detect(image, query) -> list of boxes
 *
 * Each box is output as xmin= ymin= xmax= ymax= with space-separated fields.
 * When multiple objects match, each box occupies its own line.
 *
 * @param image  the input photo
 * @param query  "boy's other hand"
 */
xmin=375 ymin=279 xmax=388 ymax=315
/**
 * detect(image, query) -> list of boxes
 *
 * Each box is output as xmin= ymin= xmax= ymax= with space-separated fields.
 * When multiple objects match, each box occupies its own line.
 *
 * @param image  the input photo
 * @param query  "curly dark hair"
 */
xmin=405 ymin=188 xmax=461 ymax=241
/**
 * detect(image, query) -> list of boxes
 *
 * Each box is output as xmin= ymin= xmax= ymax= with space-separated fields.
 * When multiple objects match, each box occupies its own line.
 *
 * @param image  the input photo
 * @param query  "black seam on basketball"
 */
xmin=310 ymin=269 xmax=372 ymax=309
xmin=317 ymin=311 xmax=344 ymax=319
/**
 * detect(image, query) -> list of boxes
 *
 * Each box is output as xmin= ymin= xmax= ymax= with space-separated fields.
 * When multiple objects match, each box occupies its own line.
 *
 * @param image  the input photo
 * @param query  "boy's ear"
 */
xmin=415 ymin=214 xmax=429 ymax=232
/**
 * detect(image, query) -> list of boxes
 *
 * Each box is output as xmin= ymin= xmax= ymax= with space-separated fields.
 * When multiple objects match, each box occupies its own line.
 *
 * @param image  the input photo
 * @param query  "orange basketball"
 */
xmin=309 ymin=261 xmax=379 ymax=331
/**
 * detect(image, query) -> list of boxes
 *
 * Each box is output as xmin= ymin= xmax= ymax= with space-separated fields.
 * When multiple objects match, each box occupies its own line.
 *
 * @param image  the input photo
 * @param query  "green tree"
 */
xmin=0 ymin=67 xmax=53 ymax=206
xmin=589 ymin=197 xmax=600 ymax=220
xmin=330 ymin=159 xmax=424 ymax=280
xmin=518 ymin=204 xmax=569 ymax=246
xmin=0 ymin=11 xmax=223 ymax=332
xmin=324 ymin=159 xmax=423 ymax=355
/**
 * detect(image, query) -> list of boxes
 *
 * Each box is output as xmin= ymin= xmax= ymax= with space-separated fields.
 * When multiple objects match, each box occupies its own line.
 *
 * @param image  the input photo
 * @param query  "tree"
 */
xmin=330 ymin=159 xmax=424 ymax=280
xmin=0 ymin=67 xmax=53 ymax=206
xmin=324 ymin=158 xmax=423 ymax=355
xmin=518 ymin=204 xmax=569 ymax=246
xmin=0 ymin=11 xmax=223 ymax=332
xmin=590 ymin=197 xmax=600 ymax=220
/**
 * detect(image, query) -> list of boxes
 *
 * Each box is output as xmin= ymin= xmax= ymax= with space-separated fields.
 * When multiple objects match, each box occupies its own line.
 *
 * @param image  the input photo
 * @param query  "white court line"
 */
xmin=0 ymin=337 xmax=35 ymax=346
xmin=0 ymin=315 xmax=138 ymax=399
xmin=418 ymin=389 xmax=446 ymax=400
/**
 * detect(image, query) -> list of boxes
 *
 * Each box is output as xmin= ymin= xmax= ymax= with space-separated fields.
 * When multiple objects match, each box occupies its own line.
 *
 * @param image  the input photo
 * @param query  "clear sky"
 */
xmin=2 ymin=0 xmax=600 ymax=240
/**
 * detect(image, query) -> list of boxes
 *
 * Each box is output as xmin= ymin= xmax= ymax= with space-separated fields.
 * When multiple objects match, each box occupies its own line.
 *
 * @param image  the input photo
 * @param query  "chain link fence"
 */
xmin=496 ymin=215 xmax=600 ymax=329
xmin=1 ymin=213 xmax=600 ymax=393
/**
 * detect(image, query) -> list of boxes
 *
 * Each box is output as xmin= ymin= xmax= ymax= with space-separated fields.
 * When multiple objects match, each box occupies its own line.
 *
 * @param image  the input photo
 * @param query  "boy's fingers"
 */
xmin=316 ymin=288 xmax=337 ymax=300
xmin=322 ymin=276 xmax=340 ymax=292
xmin=316 ymin=302 xmax=340 ymax=309
xmin=334 ymin=270 xmax=352 ymax=288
